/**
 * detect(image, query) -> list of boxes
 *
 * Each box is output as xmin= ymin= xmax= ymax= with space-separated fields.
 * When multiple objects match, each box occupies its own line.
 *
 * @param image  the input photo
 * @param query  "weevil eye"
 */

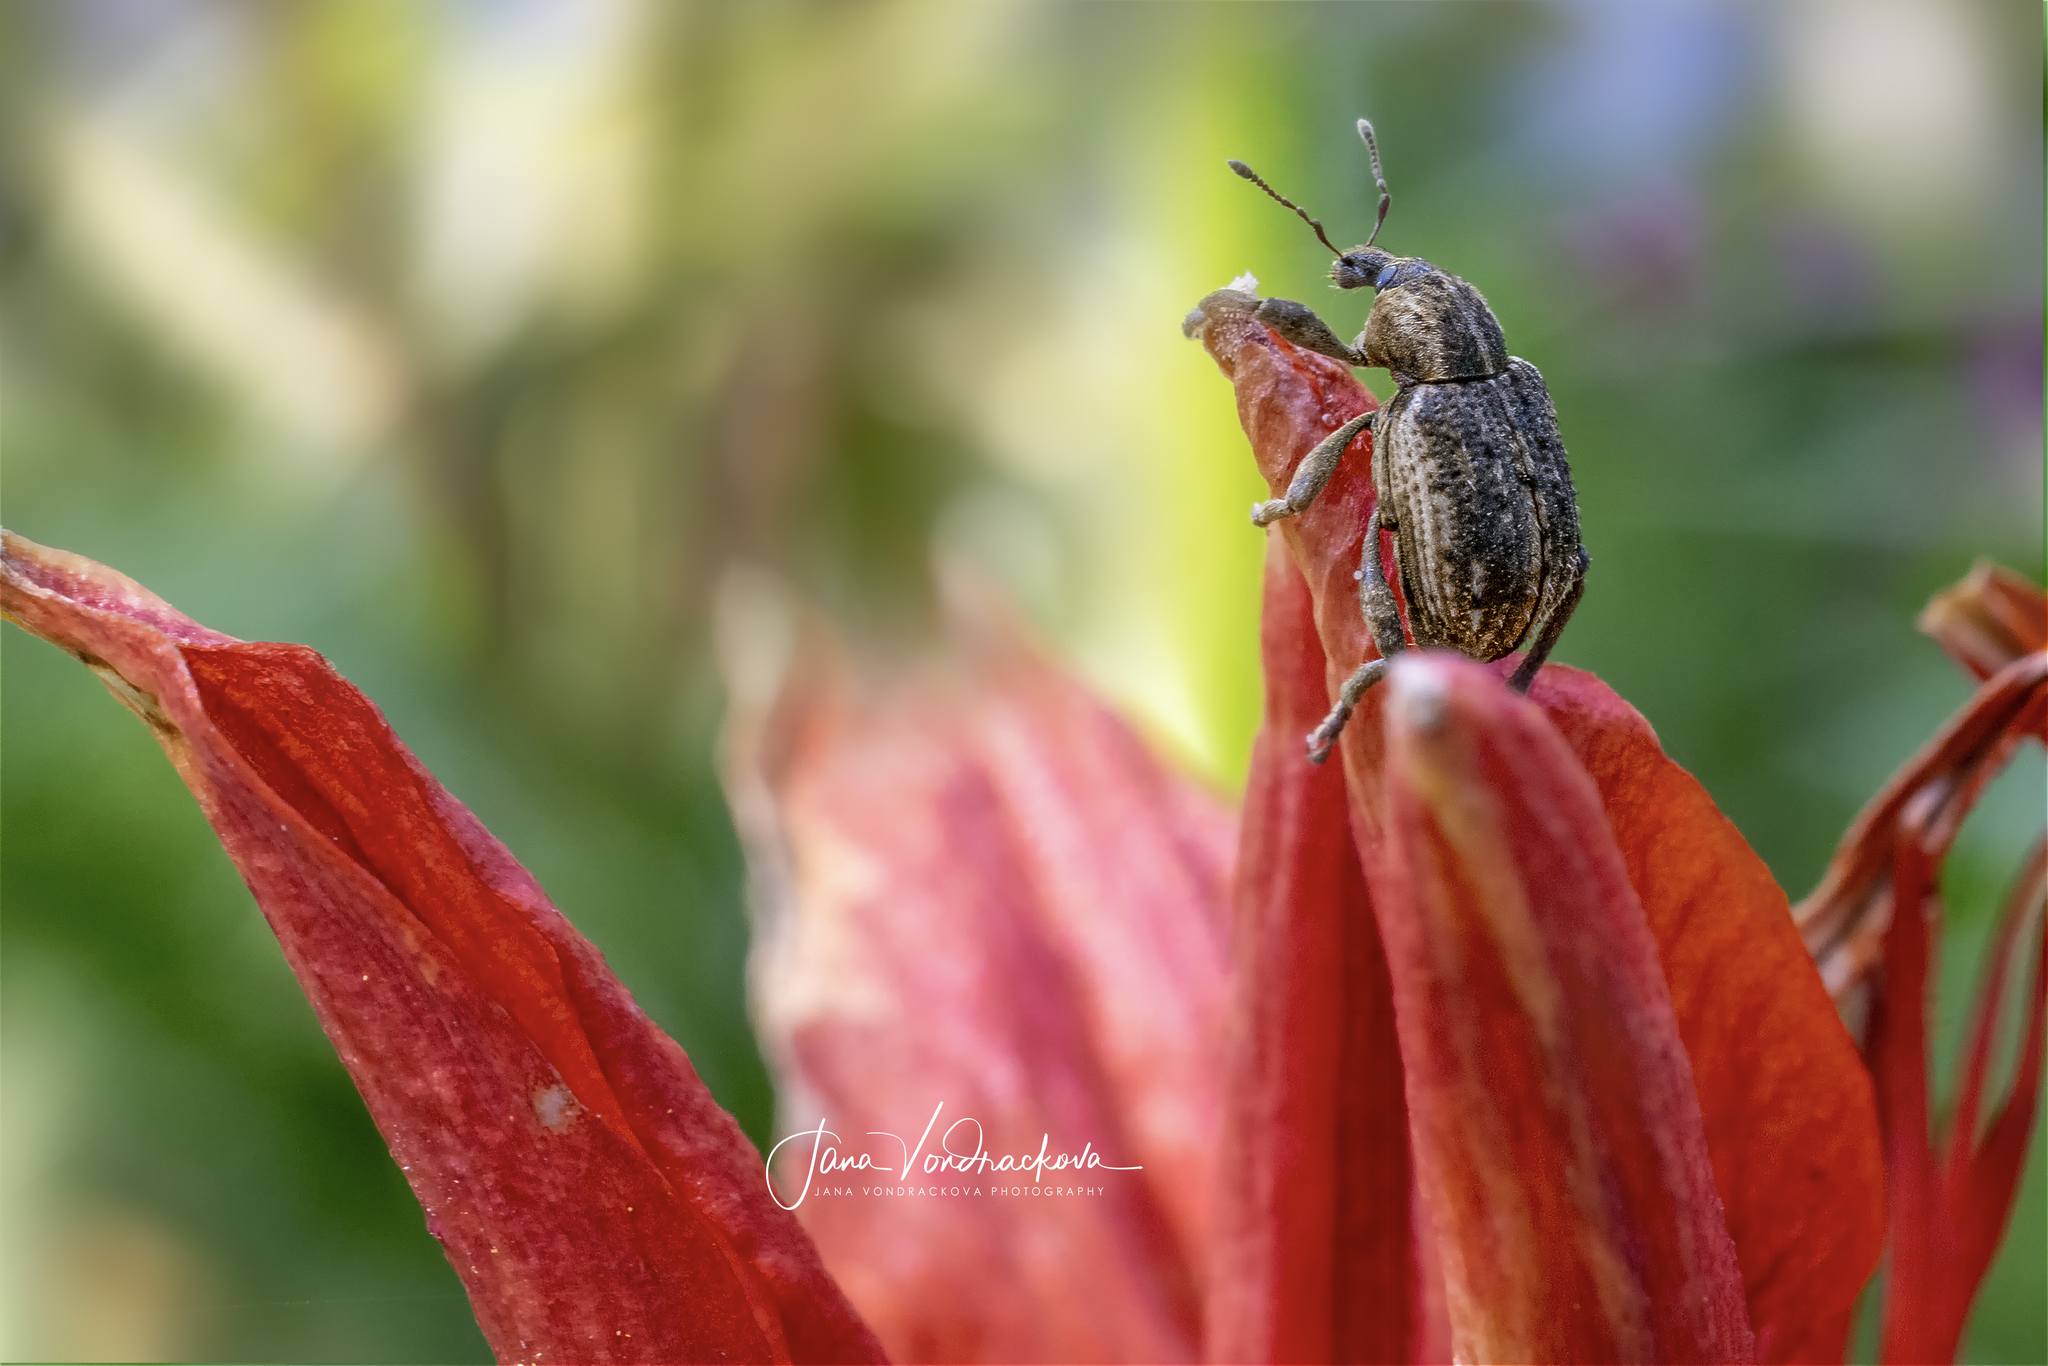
xmin=1373 ymin=264 xmax=1400 ymax=289
xmin=1332 ymin=246 xmax=1399 ymax=290
xmin=1331 ymin=252 xmax=1380 ymax=289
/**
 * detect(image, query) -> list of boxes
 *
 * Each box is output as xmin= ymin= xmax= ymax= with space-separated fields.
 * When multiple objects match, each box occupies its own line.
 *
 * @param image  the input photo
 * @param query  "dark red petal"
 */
xmin=1947 ymin=837 xmax=2046 ymax=1198
xmin=1188 ymin=298 xmax=1884 ymax=1361
xmin=1206 ymin=539 xmax=1434 ymax=1364
xmin=1 ymin=530 xmax=882 ymax=1366
xmin=1798 ymin=640 xmax=2048 ymax=1364
xmin=725 ymin=606 xmax=1229 ymax=1364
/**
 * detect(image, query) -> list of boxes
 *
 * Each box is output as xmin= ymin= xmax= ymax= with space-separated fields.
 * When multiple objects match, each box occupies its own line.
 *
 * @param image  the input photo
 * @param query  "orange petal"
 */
xmin=725 ymin=602 xmax=1229 ymax=1363
xmin=1189 ymin=298 xmax=1885 ymax=1361
xmin=1205 ymin=539 xmax=1435 ymax=1363
xmin=1378 ymin=651 xmax=1755 ymax=1362
xmin=1 ymin=530 xmax=882 ymax=1366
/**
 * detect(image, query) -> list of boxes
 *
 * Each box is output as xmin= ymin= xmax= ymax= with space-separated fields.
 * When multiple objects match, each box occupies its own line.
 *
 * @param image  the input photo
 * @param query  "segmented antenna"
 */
xmin=1228 ymin=158 xmax=1342 ymax=258
xmin=1356 ymin=119 xmax=1391 ymax=246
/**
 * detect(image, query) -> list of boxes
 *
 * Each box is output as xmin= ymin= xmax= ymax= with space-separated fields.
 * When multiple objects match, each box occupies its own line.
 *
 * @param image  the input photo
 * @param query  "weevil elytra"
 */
xmin=1216 ymin=119 xmax=1588 ymax=763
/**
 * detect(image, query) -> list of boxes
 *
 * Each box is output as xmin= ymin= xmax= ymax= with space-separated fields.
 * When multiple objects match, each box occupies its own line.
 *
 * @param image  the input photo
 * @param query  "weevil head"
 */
xmin=1231 ymin=122 xmax=1507 ymax=380
xmin=1332 ymin=246 xmax=1432 ymax=291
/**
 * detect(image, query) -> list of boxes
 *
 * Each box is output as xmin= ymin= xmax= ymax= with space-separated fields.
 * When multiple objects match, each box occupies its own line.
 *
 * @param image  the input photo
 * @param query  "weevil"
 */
xmin=1224 ymin=119 xmax=1588 ymax=763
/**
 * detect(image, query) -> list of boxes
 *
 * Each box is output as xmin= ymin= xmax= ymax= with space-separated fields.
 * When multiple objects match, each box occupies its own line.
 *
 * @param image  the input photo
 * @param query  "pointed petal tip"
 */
xmin=1382 ymin=653 xmax=1542 ymax=787
xmin=1 ymin=526 xmax=237 ymax=653
xmin=1385 ymin=652 xmax=1452 ymax=736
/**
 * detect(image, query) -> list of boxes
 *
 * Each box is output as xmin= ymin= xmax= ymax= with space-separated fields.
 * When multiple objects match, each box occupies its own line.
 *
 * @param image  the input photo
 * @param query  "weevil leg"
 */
xmin=1252 ymin=409 xmax=1374 ymax=526
xmin=1253 ymin=298 xmax=1368 ymax=367
xmin=1507 ymin=546 xmax=1589 ymax=692
xmin=1305 ymin=508 xmax=1407 ymax=763
xmin=1307 ymin=656 xmax=1386 ymax=764
xmin=1358 ymin=505 xmax=1406 ymax=657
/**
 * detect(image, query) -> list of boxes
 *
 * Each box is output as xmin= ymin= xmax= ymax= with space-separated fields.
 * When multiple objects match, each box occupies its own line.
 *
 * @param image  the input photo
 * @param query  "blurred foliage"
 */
xmin=0 ymin=1 xmax=2041 ymax=1361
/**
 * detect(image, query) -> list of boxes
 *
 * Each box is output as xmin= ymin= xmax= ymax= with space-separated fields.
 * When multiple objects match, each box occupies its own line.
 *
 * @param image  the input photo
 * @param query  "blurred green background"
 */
xmin=1 ymin=1 xmax=2041 ymax=1360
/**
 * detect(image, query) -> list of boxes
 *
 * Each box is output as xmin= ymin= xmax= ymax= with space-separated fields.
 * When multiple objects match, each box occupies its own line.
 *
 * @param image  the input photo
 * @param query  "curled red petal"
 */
xmin=724 ymin=597 xmax=1229 ymax=1364
xmin=1917 ymin=560 xmax=2048 ymax=683
xmin=1206 ymin=538 xmax=1435 ymax=1363
xmin=1379 ymin=652 xmax=1754 ymax=1362
xmin=1188 ymin=297 xmax=1884 ymax=1361
xmin=1800 ymin=643 xmax=2048 ymax=1363
xmin=1 ymin=530 xmax=883 ymax=1366
xmin=1799 ymin=652 xmax=2048 ymax=1015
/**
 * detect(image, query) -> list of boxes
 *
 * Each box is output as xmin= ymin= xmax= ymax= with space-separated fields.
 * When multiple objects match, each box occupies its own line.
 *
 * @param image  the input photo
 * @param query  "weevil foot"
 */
xmin=1305 ymin=706 xmax=1353 ymax=764
xmin=1251 ymin=498 xmax=1297 ymax=527
xmin=1305 ymin=724 xmax=1340 ymax=765
xmin=1305 ymin=655 xmax=1389 ymax=762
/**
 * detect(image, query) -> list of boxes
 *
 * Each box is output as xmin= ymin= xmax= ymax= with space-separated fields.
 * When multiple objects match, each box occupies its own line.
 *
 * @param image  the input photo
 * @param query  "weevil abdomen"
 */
xmin=1377 ymin=358 xmax=1581 ymax=661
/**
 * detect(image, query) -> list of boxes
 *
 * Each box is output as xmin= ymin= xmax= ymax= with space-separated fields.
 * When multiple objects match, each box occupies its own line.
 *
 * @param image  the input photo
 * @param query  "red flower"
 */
xmin=2 ymin=303 xmax=2038 ymax=1363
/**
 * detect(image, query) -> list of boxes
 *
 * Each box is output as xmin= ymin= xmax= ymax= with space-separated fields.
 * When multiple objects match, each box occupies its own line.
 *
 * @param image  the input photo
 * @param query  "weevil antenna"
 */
xmin=1228 ymin=159 xmax=1342 ymax=258
xmin=1356 ymin=119 xmax=1392 ymax=246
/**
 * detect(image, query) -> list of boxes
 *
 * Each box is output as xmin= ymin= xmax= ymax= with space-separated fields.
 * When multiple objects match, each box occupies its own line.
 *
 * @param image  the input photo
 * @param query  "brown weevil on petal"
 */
xmin=1190 ymin=301 xmax=1885 ymax=1363
xmin=1220 ymin=121 xmax=1587 ymax=760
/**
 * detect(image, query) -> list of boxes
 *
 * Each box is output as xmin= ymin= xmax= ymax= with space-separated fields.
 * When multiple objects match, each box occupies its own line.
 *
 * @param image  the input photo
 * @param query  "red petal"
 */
xmin=1206 ymin=539 xmax=1435 ymax=1363
xmin=725 ymin=604 xmax=1229 ymax=1363
xmin=1947 ymin=835 xmax=2045 ymax=1194
xmin=1377 ymin=652 xmax=1755 ymax=1362
xmin=1 ymin=530 xmax=882 ymax=1366
xmin=1189 ymin=298 xmax=1884 ymax=1361
xmin=1875 ymin=833 xmax=2047 ymax=1366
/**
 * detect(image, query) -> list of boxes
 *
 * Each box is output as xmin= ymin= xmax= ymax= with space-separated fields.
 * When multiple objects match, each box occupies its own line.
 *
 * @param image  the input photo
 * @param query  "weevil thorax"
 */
xmin=1334 ymin=246 xmax=1510 ymax=385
